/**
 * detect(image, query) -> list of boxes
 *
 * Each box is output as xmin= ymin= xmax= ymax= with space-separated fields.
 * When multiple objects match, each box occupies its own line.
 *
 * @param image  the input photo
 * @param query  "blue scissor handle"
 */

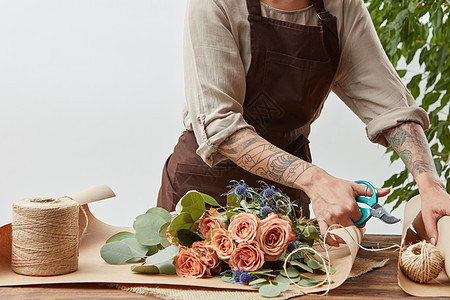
xmin=354 ymin=180 xmax=378 ymax=226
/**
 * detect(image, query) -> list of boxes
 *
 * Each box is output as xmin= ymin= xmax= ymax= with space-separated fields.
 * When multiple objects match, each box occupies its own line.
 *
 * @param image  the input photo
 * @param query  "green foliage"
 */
xmin=364 ymin=0 xmax=449 ymax=209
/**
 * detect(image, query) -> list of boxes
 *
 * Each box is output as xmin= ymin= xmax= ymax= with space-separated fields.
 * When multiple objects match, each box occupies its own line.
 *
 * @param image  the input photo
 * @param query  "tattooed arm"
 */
xmin=219 ymin=128 xmax=390 ymax=246
xmin=383 ymin=122 xmax=450 ymax=245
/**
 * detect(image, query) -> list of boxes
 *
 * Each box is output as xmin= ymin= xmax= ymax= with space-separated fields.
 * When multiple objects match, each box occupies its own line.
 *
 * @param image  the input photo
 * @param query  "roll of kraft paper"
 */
xmin=11 ymin=197 xmax=79 ymax=276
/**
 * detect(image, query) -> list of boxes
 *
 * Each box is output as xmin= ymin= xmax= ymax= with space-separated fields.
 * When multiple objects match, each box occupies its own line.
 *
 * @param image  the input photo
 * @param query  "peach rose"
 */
xmin=229 ymin=241 xmax=265 ymax=271
xmin=228 ymin=212 xmax=259 ymax=243
xmin=210 ymin=228 xmax=236 ymax=260
xmin=199 ymin=208 xmax=227 ymax=238
xmin=191 ymin=240 xmax=220 ymax=269
xmin=256 ymin=213 xmax=296 ymax=261
xmin=174 ymin=248 xmax=210 ymax=279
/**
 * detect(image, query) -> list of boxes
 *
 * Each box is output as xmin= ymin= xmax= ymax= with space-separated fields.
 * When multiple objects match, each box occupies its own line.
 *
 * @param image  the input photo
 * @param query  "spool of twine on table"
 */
xmin=400 ymin=240 xmax=444 ymax=283
xmin=11 ymin=197 xmax=80 ymax=276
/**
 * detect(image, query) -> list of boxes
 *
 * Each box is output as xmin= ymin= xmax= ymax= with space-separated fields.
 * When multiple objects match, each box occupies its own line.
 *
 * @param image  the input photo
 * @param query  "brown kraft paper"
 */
xmin=0 ymin=185 xmax=364 ymax=295
xmin=399 ymin=195 xmax=450 ymax=296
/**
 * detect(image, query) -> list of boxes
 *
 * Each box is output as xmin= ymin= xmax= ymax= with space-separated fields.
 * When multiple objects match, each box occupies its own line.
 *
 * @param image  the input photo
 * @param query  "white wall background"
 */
xmin=0 ymin=0 xmax=406 ymax=234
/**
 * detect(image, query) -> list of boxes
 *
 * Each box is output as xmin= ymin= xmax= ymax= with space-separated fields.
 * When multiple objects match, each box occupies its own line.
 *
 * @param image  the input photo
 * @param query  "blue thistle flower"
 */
xmin=260 ymin=206 xmax=274 ymax=219
xmin=287 ymin=241 xmax=298 ymax=253
xmin=239 ymin=272 xmax=257 ymax=285
xmin=222 ymin=180 xmax=254 ymax=202
xmin=232 ymin=269 xmax=243 ymax=282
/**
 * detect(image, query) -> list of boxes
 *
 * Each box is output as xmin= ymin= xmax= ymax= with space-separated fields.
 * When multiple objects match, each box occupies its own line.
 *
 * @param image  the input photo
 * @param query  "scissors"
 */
xmin=354 ymin=180 xmax=400 ymax=226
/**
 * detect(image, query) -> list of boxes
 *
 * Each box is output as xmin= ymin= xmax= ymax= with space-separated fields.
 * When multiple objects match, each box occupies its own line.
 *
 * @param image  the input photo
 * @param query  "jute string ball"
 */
xmin=11 ymin=197 xmax=79 ymax=276
xmin=399 ymin=240 xmax=444 ymax=283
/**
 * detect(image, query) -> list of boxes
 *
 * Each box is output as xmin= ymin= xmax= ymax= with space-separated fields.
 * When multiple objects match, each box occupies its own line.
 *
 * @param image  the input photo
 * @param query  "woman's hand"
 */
xmin=418 ymin=175 xmax=450 ymax=246
xmin=302 ymin=168 xmax=391 ymax=246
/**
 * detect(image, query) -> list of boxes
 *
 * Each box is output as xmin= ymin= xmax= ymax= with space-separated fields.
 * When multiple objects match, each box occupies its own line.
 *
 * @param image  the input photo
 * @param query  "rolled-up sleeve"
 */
xmin=332 ymin=0 xmax=429 ymax=147
xmin=183 ymin=0 xmax=255 ymax=167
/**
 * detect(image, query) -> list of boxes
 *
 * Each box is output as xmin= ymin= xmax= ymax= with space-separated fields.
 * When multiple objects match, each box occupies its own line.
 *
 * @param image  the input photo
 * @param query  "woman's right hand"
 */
xmin=301 ymin=168 xmax=391 ymax=246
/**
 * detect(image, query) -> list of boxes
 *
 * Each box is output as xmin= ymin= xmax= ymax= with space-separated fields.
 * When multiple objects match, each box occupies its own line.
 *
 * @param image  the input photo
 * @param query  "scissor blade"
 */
xmin=379 ymin=213 xmax=401 ymax=224
xmin=370 ymin=203 xmax=401 ymax=224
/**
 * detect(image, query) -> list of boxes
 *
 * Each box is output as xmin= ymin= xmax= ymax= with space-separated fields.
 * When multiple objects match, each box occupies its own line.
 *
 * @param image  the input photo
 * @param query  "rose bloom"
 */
xmin=256 ymin=213 xmax=296 ymax=261
xmin=174 ymin=248 xmax=210 ymax=279
xmin=229 ymin=241 xmax=265 ymax=271
xmin=198 ymin=208 xmax=227 ymax=238
xmin=191 ymin=240 xmax=220 ymax=269
xmin=228 ymin=212 xmax=259 ymax=243
xmin=210 ymin=228 xmax=236 ymax=260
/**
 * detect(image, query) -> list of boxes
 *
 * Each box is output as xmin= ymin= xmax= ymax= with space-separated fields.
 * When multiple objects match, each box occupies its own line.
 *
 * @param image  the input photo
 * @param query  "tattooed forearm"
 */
xmin=383 ymin=122 xmax=437 ymax=178
xmin=219 ymin=129 xmax=313 ymax=188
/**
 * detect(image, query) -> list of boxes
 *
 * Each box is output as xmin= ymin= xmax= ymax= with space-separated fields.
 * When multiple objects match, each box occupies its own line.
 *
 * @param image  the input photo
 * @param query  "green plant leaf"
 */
xmin=177 ymin=229 xmax=204 ymax=247
xmin=145 ymin=245 xmax=179 ymax=266
xmin=159 ymin=222 xmax=171 ymax=248
xmin=298 ymin=278 xmax=324 ymax=287
xmin=146 ymin=207 xmax=171 ymax=223
xmin=306 ymin=258 xmax=321 ymax=269
xmin=280 ymin=267 xmax=299 ymax=278
xmin=227 ymin=193 xmax=239 ymax=207
xmin=121 ymin=238 xmax=149 ymax=258
xmin=131 ymin=265 xmax=160 ymax=274
xmin=274 ymin=282 xmax=290 ymax=292
xmin=169 ymin=212 xmax=195 ymax=237
xmin=180 ymin=191 xmax=206 ymax=220
xmin=157 ymin=260 xmax=176 ymax=274
xmin=133 ymin=213 xmax=166 ymax=246
xmin=275 ymin=274 xmax=293 ymax=283
xmin=100 ymin=241 xmax=133 ymax=265
xmin=198 ymin=192 xmax=220 ymax=206
xmin=259 ymin=284 xmax=281 ymax=298
xmin=146 ymin=245 xmax=159 ymax=256
xmin=290 ymin=260 xmax=313 ymax=273
xmin=249 ymin=278 xmax=268 ymax=285
xmin=105 ymin=231 xmax=135 ymax=243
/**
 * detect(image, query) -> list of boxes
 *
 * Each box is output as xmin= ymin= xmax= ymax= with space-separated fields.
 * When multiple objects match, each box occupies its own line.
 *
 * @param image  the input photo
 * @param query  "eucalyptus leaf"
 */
xmin=274 ymin=282 xmax=290 ymax=292
xmin=121 ymin=238 xmax=150 ymax=258
xmin=275 ymin=274 xmax=293 ymax=284
xmin=259 ymin=284 xmax=281 ymax=298
xmin=106 ymin=231 xmax=136 ymax=243
xmin=146 ymin=245 xmax=159 ymax=256
xmin=306 ymin=258 xmax=321 ymax=269
xmin=145 ymin=245 xmax=179 ymax=266
xmin=157 ymin=260 xmax=176 ymax=275
xmin=298 ymin=278 xmax=324 ymax=287
xmin=290 ymin=260 xmax=313 ymax=273
xmin=280 ymin=267 xmax=299 ymax=278
xmin=221 ymin=276 xmax=232 ymax=283
xmin=131 ymin=265 xmax=160 ymax=274
xmin=146 ymin=207 xmax=171 ymax=223
xmin=133 ymin=214 xmax=166 ymax=246
xmin=159 ymin=222 xmax=171 ymax=248
xmin=100 ymin=241 xmax=133 ymax=265
xmin=249 ymin=278 xmax=268 ymax=285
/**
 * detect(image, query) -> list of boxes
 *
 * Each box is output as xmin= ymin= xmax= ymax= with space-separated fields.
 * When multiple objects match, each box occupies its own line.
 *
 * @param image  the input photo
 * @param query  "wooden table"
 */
xmin=1 ymin=235 xmax=449 ymax=299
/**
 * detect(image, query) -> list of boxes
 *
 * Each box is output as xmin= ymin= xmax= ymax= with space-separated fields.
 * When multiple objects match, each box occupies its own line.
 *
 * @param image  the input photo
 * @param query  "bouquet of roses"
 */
xmin=101 ymin=180 xmax=333 ymax=297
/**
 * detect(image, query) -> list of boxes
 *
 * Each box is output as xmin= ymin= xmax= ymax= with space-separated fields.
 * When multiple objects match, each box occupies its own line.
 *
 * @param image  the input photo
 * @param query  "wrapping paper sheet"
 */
xmin=0 ymin=187 xmax=364 ymax=295
xmin=398 ymin=195 xmax=450 ymax=296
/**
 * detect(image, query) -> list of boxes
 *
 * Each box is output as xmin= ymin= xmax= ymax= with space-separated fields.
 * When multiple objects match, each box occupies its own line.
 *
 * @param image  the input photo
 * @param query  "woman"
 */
xmin=157 ymin=0 xmax=450 ymax=246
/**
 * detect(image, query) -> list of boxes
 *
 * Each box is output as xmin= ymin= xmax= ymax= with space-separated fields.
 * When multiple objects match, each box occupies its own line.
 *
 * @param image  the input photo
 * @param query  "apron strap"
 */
xmin=246 ymin=0 xmax=262 ymax=18
xmin=311 ymin=0 xmax=338 ymax=38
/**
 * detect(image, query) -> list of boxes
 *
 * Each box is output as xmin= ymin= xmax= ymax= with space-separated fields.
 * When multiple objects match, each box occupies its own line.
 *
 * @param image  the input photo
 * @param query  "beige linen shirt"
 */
xmin=182 ymin=0 xmax=429 ymax=167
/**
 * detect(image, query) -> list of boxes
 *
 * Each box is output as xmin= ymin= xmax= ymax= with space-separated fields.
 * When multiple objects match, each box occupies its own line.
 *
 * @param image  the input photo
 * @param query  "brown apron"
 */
xmin=157 ymin=0 xmax=340 ymax=217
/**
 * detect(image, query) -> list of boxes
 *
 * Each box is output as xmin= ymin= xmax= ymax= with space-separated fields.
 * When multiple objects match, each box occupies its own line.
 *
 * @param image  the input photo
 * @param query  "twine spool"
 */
xmin=400 ymin=240 xmax=444 ymax=283
xmin=11 ymin=197 xmax=80 ymax=276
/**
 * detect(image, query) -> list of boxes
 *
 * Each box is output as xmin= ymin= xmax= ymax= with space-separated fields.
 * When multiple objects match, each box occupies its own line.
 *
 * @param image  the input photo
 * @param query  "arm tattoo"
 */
xmin=384 ymin=122 xmax=437 ymax=178
xmin=219 ymin=129 xmax=313 ymax=188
